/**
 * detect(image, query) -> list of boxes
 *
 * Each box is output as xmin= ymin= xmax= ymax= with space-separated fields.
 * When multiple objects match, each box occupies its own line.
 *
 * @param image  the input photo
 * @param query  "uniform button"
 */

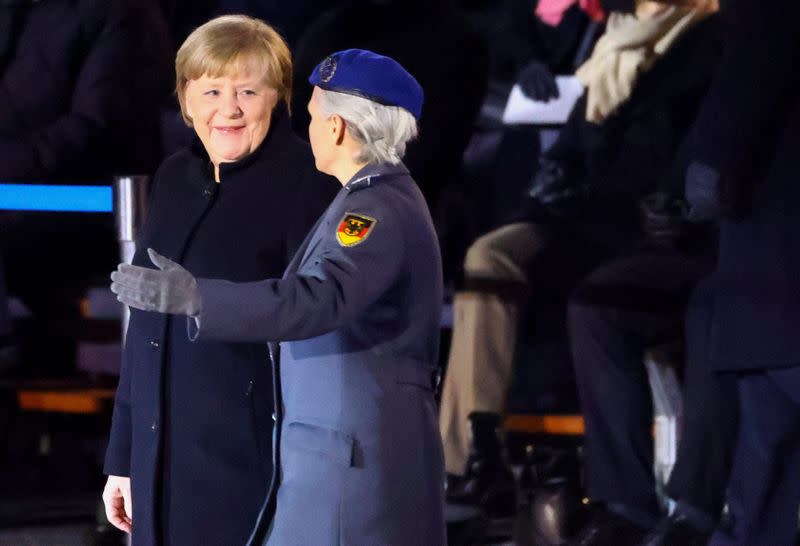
xmin=151 ymin=422 xmax=159 ymax=432
xmin=148 ymin=340 xmax=160 ymax=350
xmin=202 ymin=187 xmax=213 ymax=197
xmin=271 ymin=413 xmax=277 ymax=422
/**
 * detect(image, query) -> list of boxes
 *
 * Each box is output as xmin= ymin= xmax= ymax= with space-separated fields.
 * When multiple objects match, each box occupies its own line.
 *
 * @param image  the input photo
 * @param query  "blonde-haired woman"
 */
xmin=101 ymin=15 xmax=336 ymax=545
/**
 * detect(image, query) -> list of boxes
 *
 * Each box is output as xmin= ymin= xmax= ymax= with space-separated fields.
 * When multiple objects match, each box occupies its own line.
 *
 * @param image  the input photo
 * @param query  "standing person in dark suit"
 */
xmin=111 ymin=49 xmax=446 ymax=546
xmin=101 ymin=16 xmax=337 ymax=546
xmin=683 ymin=0 xmax=800 ymax=543
xmin=0 ymin=0 xmax=171 ymax=374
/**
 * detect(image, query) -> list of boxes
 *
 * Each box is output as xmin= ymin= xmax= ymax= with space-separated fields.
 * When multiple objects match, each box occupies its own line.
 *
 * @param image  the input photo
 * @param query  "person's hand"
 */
xmin=111 ymin=248 xmax=202 ymax=316
xmin=518 ymin=61 xmax=560 ymax=102
xmin=639 ymin=191 xmax=688 ymax=244
xmin=102 ymin=475 xmax=132 ymax=534
xmin=685 ymin=161 xmax=721 ymax=222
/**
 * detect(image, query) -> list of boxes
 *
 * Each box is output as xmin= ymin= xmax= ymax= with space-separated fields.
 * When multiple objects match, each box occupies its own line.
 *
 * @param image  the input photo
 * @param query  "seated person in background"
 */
xmin=570 ymin=262 xmax=738 ymax=544
xmin=440 ymin=0 xmax=722 ymax=512
xmin=0 ymin=0 xmax=171 ymax=374
xmin=456 ymin=0 xmax=595 ymax=102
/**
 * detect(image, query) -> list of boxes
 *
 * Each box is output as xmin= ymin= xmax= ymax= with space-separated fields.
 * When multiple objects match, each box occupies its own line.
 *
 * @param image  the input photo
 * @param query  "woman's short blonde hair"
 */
xmin=175 ymin=15 xmax=292 ymax=126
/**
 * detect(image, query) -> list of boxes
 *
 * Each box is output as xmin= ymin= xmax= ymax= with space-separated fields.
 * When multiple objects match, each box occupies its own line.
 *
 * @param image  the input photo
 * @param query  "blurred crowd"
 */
xmin=1 ymin=0 xmax=798 ymax=545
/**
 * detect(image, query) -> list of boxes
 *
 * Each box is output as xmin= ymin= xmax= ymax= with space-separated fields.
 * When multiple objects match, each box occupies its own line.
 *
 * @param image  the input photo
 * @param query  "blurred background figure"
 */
xmin=0 ymin=0 xmax=171 ymax=376
xmin=161 ymin=0 xmax=341 ymax=52
xmin=102 ymin=15 xmax=336 ymax=546
xmin=440 ymin=0 xmax=722 ymax=524
xmin=683 ymin=0 xmax=800 ymax=543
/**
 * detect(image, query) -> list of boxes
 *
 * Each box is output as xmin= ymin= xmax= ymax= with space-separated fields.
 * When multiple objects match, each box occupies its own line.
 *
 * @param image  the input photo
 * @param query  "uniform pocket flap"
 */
xmin=283 ymin=420 xmax=354 ymax=467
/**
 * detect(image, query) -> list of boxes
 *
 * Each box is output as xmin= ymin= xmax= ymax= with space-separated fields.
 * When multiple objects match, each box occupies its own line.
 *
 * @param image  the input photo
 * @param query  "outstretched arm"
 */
xmin=112 ymin=204 xmax=404 ymax=343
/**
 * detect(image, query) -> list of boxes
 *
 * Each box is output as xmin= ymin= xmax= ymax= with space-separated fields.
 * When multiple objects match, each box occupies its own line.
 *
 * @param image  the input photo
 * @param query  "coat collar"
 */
xmin=344 ymin=161 xmax=409 ymax=192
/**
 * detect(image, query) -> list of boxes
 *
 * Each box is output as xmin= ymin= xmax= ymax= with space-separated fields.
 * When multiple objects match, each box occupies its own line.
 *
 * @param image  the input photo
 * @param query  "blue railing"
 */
xmin=0 ymin=184 xmax=113 ymax=212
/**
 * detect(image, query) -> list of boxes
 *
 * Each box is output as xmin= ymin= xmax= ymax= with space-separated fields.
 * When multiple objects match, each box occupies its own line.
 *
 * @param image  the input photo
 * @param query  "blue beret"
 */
xmin=309 ymin=49 xmax=424 ymax=120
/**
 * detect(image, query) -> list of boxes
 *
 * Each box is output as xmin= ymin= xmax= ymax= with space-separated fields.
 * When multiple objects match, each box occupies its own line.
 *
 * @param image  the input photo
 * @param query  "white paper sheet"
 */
xmin=502 ymin=76 xmax=585 ymax=125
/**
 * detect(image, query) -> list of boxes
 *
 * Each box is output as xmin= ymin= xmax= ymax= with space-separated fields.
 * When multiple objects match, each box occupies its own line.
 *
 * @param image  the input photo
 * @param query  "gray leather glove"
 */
xmin=110 ymin=248 xmax=202 ymax=316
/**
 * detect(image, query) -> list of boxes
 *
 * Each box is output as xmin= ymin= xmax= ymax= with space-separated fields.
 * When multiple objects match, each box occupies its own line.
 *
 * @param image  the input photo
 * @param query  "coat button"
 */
xmin=151 ymin=422 xmax=159 ymax=432
xmin=203 ymin=187 xmax=213 ymax=197
xmin=149 ymin=340 xmax=160 ymax=350
xmin=271 ymin=413 xmax=277 ymax=422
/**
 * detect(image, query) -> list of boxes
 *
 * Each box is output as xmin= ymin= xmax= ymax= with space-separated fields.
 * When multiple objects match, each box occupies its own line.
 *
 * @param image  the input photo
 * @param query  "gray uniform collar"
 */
xmin=345 ymin=162 xmax=410 ymax=192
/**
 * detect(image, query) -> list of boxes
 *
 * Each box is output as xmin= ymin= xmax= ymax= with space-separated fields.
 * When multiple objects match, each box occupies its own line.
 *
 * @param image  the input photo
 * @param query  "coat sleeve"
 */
xmin=193 ymin=194 xmax=406 ymax=343
xmin=0 ymin=1 xmax=170 ymax=178
xmin=690 ymin=0 xmax=800 ymax=190
xmin=103 ymin=165 xmax=166 ymax=476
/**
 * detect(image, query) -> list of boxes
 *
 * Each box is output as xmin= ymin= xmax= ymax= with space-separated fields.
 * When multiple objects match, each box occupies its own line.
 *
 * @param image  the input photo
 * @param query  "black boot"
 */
xmin=571 ymin=505 xmax=648 ymax=546
xmin=446 ymin=412 xmax=516 ymax=517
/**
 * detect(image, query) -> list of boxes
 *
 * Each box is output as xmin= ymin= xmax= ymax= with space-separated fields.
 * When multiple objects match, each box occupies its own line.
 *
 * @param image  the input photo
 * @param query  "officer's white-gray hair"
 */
xmin=317 ymin=89 xmax=418 ymax=165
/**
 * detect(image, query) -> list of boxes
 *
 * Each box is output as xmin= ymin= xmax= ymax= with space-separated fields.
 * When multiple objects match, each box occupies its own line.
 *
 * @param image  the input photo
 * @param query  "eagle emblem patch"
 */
xmin=336 ymin=212 xmax=376 ymax=247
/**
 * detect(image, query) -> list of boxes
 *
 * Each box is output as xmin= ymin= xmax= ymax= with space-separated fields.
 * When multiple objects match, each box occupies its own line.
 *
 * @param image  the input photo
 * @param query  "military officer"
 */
xmin=111 ymin=49 xmax=446 ymax=546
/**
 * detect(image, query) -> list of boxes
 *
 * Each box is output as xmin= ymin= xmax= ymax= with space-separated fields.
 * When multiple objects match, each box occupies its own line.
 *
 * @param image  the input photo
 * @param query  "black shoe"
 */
xmin=640 ymin=513 xmax=711 ymax=546
xmin=446 ymin=412 xmax=516 ymax=517
xmin=571 ymin=507 xmax=648 ymax=546
xmin=529 ymin=477 xmax=589 ymax=544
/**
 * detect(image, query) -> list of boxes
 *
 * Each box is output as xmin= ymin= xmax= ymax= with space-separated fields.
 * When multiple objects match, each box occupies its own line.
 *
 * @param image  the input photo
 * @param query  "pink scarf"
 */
xmin=535 ymin=0 xmax=606 ymax=26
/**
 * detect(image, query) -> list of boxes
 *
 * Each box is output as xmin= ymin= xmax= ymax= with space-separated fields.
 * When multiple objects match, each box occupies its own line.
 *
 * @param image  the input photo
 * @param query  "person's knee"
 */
xmin=464 ymin=231 xmax=507 ymax=275
xmin=567 ymin=291 xmax=616 ymax=354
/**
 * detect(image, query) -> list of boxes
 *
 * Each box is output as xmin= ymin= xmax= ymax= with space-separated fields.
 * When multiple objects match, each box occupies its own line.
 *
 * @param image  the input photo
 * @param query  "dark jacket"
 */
xmin=689 ymin=0 xmax=800 ymax=370
xmin=103 ymin=110 xmax=338 ymax=546
xmin=291 ymin=0 xmax=489 ymax=210
xmin=194 ymin=162 xmax=445 ymax=545
xmin=517 ymin=15 xmax=723 ymax=252
xmin=0 ymin=0 xmax=171 ymax=181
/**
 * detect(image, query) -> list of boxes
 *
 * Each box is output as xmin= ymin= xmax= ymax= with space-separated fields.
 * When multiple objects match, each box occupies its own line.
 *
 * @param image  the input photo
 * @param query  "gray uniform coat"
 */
xmin=193 ymin=162 xmax=446 ymax=545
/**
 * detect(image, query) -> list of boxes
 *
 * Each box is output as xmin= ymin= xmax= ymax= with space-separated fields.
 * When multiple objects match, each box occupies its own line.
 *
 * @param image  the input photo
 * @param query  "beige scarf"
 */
xmin=575 ymin=0 xmax=718 ymax=123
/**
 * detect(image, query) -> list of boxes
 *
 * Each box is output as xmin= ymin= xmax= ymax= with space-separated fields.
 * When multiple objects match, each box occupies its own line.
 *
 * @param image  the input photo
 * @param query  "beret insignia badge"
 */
xmin=336 ymin=212 xmax=376 ymax=247
xmin=319 ymin=55 xmax=338 ymax=84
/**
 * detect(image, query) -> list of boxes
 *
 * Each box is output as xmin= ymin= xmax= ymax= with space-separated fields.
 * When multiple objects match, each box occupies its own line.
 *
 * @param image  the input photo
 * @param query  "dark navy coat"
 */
xmin=689 ymin=0 xmax=800 ymax=370
xmin=0 ymin=0 xmax=170 ymax=181
xmin=193 ymin=162 xmax=446 ymax=545
xmin=104 ymin=110 xmax=337 ymax=546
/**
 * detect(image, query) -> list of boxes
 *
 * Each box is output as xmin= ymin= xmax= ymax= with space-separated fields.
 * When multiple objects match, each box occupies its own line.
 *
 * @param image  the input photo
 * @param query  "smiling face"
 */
xmin=184 ymin=69 xmax=279 ymax=168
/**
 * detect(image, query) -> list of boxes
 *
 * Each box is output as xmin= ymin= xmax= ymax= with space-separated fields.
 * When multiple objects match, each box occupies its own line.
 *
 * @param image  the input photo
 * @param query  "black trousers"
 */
xmin=663 ymin=277 xmax=738 ymax=522
xmin=568 ymin=249 xmax=738 ymax=521
xmin=709 ymin=367 xmax=800 ymax=546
